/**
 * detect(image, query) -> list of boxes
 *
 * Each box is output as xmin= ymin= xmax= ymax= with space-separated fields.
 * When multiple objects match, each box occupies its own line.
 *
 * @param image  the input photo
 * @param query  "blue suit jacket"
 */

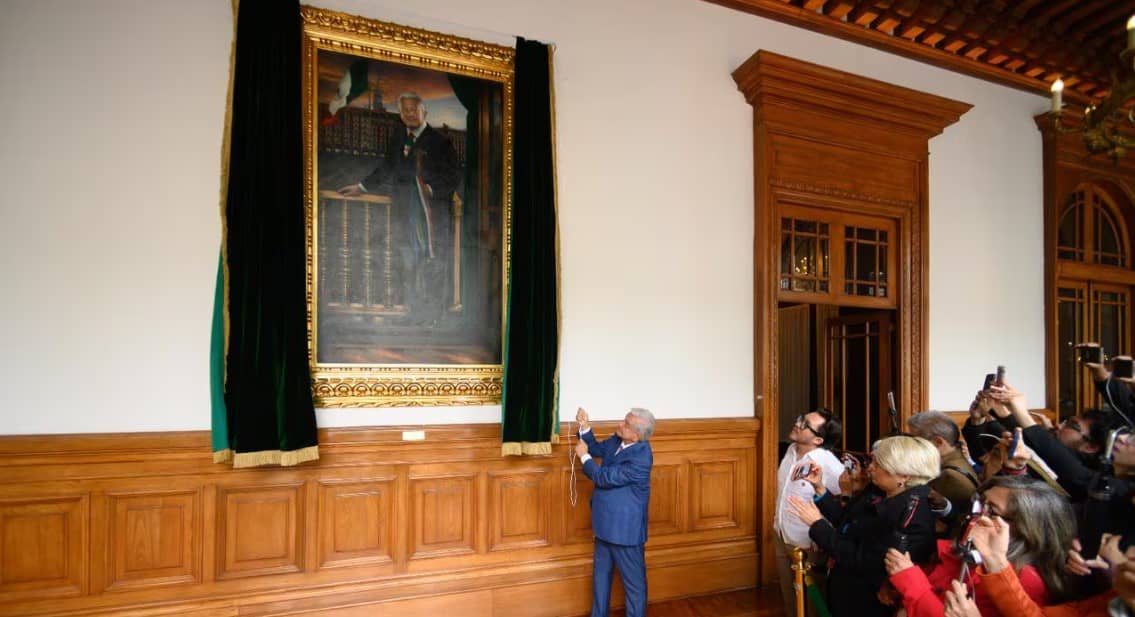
xmin=581 ymin=430 xmax=653 ymax=546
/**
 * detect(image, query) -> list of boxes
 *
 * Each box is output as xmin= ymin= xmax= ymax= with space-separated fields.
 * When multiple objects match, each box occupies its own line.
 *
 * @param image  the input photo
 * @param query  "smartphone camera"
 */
xmin=982 ymin=373 xmax=996 ymax=391
xmin=1079 ymin=344 xmax=1104 ymax=364
xmin=792 ymin=462 xmax=814 ymax=481
xmin=1113 ymin=355 xmax=1135 ymax=379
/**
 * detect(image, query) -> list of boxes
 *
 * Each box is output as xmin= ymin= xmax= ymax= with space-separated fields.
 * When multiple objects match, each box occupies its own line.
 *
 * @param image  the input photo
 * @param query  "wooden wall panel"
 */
xmin=0 ymin=496 xmax=87 ymax=602
xmin=488 ymin=468 xmax=550 ymax=551
xmin=561 ymin=466 xmax=595 ymax=545
xmin=216 ymin=484 xmax=304 ymax=579
xmin=408 ymin=473 xmax=477 ymax=560
xmin=104 ymin=490 xmax=200 ymax=591
xmin=0 ymin=418 xmax=759 ymax=617
xmin=647 ymin=463 xmax=683 ymax=537
xmin=689 ymin=460 xmax=739 ymax=531
xmin=317 ymin=478 xmax=394 ymax=569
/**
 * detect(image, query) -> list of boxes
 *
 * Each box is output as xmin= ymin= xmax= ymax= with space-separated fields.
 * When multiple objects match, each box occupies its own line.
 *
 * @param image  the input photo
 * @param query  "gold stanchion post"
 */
xmin=792 ymin=547 xmax=807 ymax=617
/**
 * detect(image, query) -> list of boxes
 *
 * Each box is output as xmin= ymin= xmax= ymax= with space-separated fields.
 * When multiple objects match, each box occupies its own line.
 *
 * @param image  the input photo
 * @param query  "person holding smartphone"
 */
xmin=787 ymin=435 xmax=939 ymax=617
xmin=954 ymin=515 xmax=1132 ymax=617
xmin=884 ymin=476 xmax=1076 ymax=617
xmin=1077 ymin=343 xmax=1135 ymax=420
xmin=772 ymin=409 xmax=845 ymax=616
xmin=988 ymin=383 xmax=1135 ymax=567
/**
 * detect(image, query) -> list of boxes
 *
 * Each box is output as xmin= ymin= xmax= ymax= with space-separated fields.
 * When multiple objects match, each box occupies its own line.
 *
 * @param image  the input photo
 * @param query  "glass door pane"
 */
xmin=1057 ymin=283 xmax=1086 ymax=420
xmin=844 ymin=225 xmax=889 ymax=299
xmin=780 ymin=216 xmax=831 ymax=294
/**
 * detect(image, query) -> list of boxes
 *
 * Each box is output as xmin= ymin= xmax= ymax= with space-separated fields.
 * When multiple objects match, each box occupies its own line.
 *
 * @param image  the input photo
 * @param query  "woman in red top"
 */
xmin=942 ymin=518 xmax=1134 ymax=617
xmin=885 ymin=475 xmax=1076 ymax=617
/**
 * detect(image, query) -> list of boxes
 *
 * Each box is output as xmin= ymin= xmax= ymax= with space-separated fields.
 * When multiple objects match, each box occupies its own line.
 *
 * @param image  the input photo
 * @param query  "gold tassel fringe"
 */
xmin=231 ymin=445 xmax=320 ymax=468
xmin=501 ymin=441 xmax=553 ymax=456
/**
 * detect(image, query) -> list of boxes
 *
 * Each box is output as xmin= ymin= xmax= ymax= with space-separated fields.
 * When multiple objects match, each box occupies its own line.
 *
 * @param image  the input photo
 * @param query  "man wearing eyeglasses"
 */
xmin=1054 ymin=410 xmax=1112 ymax=470
xmin=773 ymin=409 xmax=844 ymax=616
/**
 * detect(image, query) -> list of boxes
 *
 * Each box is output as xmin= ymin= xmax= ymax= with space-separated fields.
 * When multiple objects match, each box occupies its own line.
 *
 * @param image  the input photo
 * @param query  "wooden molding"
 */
xmin=732 ymin=50 xmax=972 ymax=141
xmin=0 ymin=418 xmax=759 ymax=616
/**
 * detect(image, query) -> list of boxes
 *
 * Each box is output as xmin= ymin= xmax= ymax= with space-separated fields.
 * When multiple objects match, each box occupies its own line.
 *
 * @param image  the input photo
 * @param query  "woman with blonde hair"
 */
xmin=789 ymin=435 xmax=939 ymax=617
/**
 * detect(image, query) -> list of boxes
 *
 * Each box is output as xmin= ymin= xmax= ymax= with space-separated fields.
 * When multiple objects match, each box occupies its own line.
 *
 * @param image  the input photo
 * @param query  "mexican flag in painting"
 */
xmin=325 ymin=59 xmax=369 ymax=123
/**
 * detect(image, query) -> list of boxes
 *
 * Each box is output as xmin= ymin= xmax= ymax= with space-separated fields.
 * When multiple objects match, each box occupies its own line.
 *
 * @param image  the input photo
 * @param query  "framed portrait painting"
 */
xmin=300 ymin=7 xmax=513 ymax=406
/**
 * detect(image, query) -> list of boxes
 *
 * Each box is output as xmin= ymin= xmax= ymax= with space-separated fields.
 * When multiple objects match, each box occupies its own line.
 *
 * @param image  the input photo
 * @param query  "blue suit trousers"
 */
xmin=592 ymin=538 xmax=646 ymax=617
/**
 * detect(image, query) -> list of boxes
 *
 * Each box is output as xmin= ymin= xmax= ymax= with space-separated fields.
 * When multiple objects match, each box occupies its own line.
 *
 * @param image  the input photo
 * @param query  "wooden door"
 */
xmin=825 ymin=312 xmax=894 ymax=454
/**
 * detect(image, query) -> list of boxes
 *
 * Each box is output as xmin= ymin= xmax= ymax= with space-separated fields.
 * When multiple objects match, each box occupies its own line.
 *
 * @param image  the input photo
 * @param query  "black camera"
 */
xmin=1078 ymin=344 xmax=1104 ymax=364
xmin=892 ymin=530 xmax=910 ymax=554
xmin=1113 ymin=356 xmax=1135 ymax=379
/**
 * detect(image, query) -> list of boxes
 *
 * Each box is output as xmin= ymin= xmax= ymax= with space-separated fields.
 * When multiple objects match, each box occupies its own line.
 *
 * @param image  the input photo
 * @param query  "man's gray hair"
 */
xmin=399 ymin=91 xmax=426 ymax=112
xmin=628 ymin=407 xmax=656 ymax=441
xmin=906 ymin=410 xmax=960 ymax=447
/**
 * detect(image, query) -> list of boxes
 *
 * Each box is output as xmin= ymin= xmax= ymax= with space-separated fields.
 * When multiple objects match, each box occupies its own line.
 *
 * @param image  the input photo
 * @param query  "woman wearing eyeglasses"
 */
xmin=884 ymin=475 xmax=1076 ymax=617
xmin=788 ymin=435 xmax=939 ymax=617
xmin=990 ymin=383 xmax=1135 ymax=564
xmin=942 ymin=516 xmax=1131 ymax=617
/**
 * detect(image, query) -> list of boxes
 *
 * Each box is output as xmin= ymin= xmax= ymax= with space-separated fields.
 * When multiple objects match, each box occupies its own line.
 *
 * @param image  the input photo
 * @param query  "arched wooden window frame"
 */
xmin=1056 ymin=183 xmax=1131 ymax=270
xmin=1037 ymin=113 xmax=1135 ymax=418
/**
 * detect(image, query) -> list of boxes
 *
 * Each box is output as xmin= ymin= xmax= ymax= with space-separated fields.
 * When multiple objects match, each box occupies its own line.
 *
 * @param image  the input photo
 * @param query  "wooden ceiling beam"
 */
xmin=1022 ymin=0 xmax=1085 ymax=27
xmin=702 ymin=0 xmax=1122 ymax=104
xmin=822 ymin=0 xmax=856 ymax=19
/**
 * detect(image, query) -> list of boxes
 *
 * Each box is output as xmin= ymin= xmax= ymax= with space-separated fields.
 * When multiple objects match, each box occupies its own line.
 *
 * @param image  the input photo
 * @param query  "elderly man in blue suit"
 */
xmin=574 ymin=406 xmax=656 ymax=617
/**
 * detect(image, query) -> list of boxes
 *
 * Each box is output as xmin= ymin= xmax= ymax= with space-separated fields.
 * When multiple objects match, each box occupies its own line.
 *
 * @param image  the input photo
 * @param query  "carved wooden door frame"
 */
xmin=733 ymin=51 xmax=970 ymax=583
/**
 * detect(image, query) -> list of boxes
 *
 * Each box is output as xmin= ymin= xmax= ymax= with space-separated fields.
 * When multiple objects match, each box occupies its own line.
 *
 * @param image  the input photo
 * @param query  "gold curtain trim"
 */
xmin=213 ymin=448 xmax=233 ymax=464
xmin=231 ymin=445 xmax=320 ymax=468
xmin=501 ymin=441 xmax=553 ymax=456
xmin=218 ymin=0 xmax=238 ymax=367
xmin=547 ymin=44 xmax=562 ymax=443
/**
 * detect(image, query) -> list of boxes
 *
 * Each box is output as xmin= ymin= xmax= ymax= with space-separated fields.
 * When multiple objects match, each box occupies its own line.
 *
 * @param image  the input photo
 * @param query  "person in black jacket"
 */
xmin=989 ymin=383 xmax=1135 ymax=560
xmin=788 ymin=435 xmax=940 ymax=617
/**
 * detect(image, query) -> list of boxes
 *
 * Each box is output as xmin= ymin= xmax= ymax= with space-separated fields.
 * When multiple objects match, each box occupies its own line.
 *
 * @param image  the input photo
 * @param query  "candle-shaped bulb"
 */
xmin=1051 ymin=78 xmax=1064 ymax=114
xmin=1127 ymin=15 xmax=1135 ymax=50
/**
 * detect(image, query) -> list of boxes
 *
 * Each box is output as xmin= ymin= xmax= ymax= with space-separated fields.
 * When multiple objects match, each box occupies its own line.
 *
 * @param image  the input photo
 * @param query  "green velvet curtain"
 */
xmin=501 ymin=39 xmax=559 ymax=456
xmin=213 ymin=0 xmax=318 ymax=467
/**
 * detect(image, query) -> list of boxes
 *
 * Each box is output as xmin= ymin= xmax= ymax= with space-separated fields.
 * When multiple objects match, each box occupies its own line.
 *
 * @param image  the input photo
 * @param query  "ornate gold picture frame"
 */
xmin=301 ymin=6 xmax=513 ymax=407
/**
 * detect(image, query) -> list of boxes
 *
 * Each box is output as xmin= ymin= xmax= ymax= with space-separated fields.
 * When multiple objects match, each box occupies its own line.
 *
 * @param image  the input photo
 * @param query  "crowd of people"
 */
xmin=774 ymin=350 xmax=1135 ymax=617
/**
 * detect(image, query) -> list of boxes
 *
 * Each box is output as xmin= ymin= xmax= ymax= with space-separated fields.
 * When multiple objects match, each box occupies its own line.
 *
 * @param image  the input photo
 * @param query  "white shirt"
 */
xmin=773 ymin=444 xmax=844 ymax=548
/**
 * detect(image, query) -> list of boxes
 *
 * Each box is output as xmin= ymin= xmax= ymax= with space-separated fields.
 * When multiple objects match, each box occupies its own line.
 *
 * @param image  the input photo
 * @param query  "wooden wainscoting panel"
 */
xmin=0 ymin=495 xmax=87 ymax=602
xmin=487 ymin=467 xmax=550 ymax=552
xmin=689 ymin=459 xmax=740 ymax=531
xmin=407 ymin=472 xmax=477 ymax=560
xmin=104 ymin=489 xmax=201 ymax=591
xmin=0 ymin=418 xmax=760 ymax=616
xmin=561 ymin=465 xmax=595 ymax=545
xmin=647 ymin=462 xmax=683 ymax=537
xmin=316 ymin=477 xmax=395 ymax=569
xmin=216 ymin=483 xmax=305 ymax=579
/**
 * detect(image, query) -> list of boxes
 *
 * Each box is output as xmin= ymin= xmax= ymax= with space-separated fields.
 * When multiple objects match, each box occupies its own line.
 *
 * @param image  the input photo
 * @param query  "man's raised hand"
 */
xmin=576 ymin=407 xmax=590 ymax=431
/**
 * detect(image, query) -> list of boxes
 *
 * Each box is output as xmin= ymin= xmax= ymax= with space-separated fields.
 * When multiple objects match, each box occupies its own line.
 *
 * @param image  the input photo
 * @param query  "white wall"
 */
xmin=0 ymin=0 xmax=1049 ymax=434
